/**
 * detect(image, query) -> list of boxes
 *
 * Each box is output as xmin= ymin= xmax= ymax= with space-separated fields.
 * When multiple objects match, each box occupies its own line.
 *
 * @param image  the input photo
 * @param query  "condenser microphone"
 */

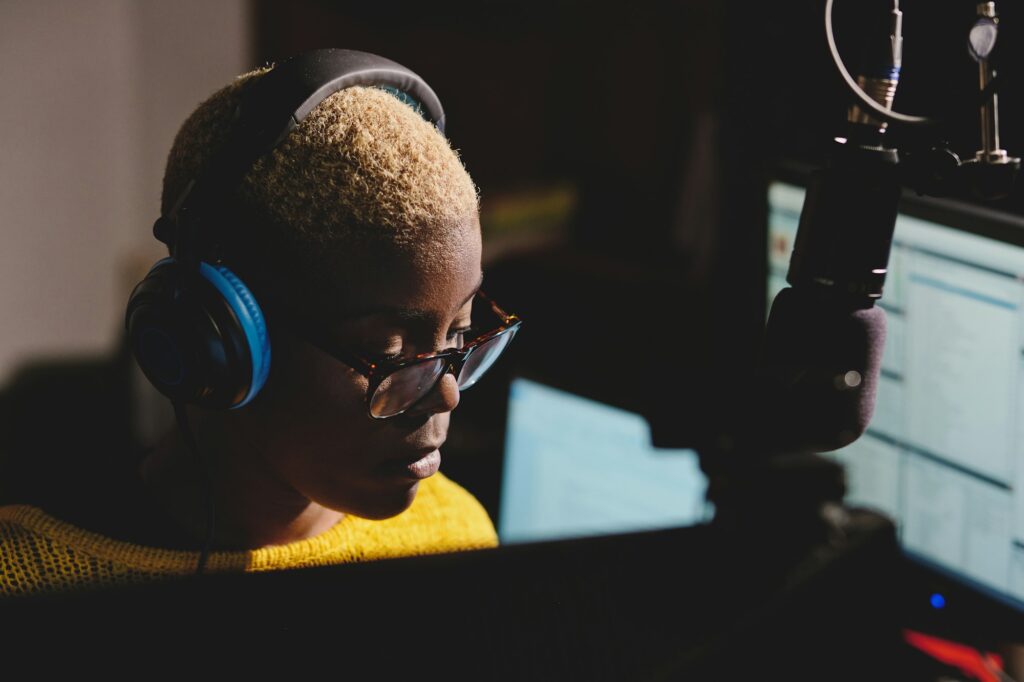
xmin=647 ymin=2 xmax=926 ymax=457
xmin=751 ymin=3 xmax=906 ymax=456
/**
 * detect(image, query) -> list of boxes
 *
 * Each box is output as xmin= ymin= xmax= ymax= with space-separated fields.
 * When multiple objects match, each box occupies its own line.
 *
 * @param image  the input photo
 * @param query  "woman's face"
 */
xmin=239 ymin=216 xmax=484 ymax=519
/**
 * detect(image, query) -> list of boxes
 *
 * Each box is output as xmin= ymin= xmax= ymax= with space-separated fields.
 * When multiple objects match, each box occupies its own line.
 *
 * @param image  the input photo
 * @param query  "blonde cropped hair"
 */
xmin=161 ymin=67 xmax=480 ymax=306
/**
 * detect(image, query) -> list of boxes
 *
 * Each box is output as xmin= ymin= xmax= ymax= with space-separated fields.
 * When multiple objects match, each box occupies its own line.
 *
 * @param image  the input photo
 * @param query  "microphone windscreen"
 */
xmin=756 ymin=287 xmax=886 ymax=454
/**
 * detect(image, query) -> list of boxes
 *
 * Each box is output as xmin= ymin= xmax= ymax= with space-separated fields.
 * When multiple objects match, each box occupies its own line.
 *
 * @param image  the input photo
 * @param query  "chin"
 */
xmin=329 ymin=481 xmax=421 ymax=521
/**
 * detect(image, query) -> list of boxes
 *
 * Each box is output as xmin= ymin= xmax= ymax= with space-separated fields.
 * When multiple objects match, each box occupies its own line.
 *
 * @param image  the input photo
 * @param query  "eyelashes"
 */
xmin=368 ymin=325 xmax=475 ymax=363
xmin=374 ymin=352 xmax=405 ymax=364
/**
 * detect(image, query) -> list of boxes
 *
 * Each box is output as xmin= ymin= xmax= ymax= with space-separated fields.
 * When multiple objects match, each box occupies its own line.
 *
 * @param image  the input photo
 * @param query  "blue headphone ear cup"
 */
xmin=126 ymin=258 xmax=271 ymax=409
xmin=198 ymin=263 xmax=271 ymax=407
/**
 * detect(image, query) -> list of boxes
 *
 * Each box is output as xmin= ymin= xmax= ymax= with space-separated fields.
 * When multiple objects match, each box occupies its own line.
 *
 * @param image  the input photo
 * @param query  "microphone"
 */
xmin=646 ymin=145 xmax=897 ymax=456
xmin=744 ymin=2 xmax=906 ymax=457
xmin=752 ymin=6 xmax=906 ymax=457
xmin=646 ymin=155 xmax=900 ymax=459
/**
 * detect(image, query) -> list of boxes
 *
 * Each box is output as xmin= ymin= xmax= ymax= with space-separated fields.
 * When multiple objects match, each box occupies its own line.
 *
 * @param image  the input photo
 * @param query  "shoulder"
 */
xmin=0 ymin=504 xmax=95 ymax=597
xmin=0 ymin=503 xmax=207 ymax=598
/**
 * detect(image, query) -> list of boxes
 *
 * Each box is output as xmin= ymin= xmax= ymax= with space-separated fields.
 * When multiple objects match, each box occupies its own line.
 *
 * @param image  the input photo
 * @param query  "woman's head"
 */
xmin=161 ymin=66 xmax=483 ymax=520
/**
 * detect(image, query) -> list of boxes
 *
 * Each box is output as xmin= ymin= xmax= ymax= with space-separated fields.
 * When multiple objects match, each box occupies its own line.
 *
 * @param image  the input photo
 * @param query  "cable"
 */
xmin=825 ymin=0 xmax=934 ymax=127
xmin=172 ymin=401 xmax=217 ymax=575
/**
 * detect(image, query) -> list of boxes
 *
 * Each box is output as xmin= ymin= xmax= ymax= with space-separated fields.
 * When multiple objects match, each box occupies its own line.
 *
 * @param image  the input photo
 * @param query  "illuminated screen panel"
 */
xmin=499 ymin=378 xmax=710 ymax=544
xmin=769 ymin=180 xmax=1024 ymax=612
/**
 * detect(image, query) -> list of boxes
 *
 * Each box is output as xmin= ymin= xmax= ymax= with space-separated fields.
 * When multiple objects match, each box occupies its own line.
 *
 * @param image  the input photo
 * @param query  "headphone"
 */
xmin=125 ymin=49 xmax=447 ymax=410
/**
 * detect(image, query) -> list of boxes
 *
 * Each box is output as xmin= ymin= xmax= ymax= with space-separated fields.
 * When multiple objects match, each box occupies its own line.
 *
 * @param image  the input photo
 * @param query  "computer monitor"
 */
xmin=769 ymin=175 xmax=1024 ymax=620
xmin=498 ymin=377 xmax=710 ymax=543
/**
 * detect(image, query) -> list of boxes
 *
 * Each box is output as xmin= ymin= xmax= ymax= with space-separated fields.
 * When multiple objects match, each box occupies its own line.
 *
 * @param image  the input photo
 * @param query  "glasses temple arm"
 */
xmin=276 ymin=308 xmax=376 ymax=376
xmin=478 ymin=290 xmax=518 ymax=325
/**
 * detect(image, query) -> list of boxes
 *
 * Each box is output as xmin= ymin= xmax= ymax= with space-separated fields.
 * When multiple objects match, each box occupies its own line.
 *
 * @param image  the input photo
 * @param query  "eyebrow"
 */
xmin=343 ymin=272 xmax=485 ymax=323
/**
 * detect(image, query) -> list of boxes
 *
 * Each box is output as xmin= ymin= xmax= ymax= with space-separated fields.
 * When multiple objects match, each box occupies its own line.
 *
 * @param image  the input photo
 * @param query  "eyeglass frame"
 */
xmin=279 ymin=290 xmax=521 ymax=419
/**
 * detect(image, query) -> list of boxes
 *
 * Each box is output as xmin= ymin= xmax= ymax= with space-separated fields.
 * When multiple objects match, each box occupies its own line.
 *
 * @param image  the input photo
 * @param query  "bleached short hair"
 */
xmin=161 ymin=67 xmax=480 ymax=308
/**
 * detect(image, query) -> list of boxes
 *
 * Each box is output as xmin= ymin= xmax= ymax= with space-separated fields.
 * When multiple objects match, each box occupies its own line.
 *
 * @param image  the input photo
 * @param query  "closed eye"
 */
xmin=448 ymin=325 xmax=475 ymax=343
xmin=368 ymin=350 xmax=405 ymax=365
xmin=368 ymin=326 xmax=475 ymax=364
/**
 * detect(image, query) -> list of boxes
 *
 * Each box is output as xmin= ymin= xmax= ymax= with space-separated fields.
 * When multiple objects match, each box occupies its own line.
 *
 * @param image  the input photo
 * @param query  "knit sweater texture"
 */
xmin=0 ymin=472 xmax=497 ymax=597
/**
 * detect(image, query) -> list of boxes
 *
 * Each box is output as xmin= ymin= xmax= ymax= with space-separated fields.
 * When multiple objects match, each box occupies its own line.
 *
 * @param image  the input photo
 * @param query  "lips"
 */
xmin=381 ymin=447 xmax=442 ymax=480
xmin=405 ymin=449 xmax=441 ymax=479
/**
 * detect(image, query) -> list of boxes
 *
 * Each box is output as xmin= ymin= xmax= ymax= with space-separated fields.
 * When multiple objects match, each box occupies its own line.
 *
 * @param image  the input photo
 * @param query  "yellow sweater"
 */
xmin=0 ymin=472 xmax=497 ymax=597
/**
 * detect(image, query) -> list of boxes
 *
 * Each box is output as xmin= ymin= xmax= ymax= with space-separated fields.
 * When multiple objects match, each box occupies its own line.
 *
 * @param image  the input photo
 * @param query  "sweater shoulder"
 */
xmin=418 ymin=471 xmax=497 ymax=537
xmin=0 ymin=504 xmax=218 ymax=597
xmin=353 ymin=472 xmax=498 ymax=556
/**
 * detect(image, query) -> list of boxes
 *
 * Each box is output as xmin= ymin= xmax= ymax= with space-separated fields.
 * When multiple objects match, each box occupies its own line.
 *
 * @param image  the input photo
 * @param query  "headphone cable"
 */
xmin=172 ymin=401 xmax=217 ymax=575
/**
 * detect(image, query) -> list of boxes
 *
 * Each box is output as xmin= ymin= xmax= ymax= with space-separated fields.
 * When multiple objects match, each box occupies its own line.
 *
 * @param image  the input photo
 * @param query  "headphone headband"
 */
xmin=156 ymin=48 xmax=446 ymax=261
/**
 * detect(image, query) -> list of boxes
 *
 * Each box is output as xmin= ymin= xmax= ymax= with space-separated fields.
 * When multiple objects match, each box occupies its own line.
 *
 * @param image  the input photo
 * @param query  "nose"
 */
xmin=407 ymin=365 xmax=461 ymax=416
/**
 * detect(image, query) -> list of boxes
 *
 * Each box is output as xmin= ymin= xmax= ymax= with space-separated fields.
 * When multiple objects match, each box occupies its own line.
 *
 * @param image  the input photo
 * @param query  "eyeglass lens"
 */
xmin=369 ymin=358 xmax=447 ymax=418
xmin=368 ymin=325 xmax=519 ymax=418
xmin=457 ymin=325 xmax=519 ymax=390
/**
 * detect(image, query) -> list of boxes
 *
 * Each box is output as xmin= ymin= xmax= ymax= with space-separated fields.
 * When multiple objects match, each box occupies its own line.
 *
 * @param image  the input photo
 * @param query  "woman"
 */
xmin=0 ymin=50 xmax=518 ymax=596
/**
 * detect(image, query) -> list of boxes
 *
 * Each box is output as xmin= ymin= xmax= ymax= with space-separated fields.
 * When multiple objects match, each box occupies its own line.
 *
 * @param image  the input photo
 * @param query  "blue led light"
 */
xmin=930 ymin=593 xmax=946 ymax=609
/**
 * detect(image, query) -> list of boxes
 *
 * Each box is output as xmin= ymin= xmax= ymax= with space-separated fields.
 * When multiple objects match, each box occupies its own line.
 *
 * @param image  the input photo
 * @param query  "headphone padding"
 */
xmin=198 ymin=263 xmax=271 ymax=408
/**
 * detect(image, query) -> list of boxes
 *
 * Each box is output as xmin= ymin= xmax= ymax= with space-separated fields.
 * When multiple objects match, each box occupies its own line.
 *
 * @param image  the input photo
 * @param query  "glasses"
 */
xmin=287 ymin=291 xmax=521 ymax=419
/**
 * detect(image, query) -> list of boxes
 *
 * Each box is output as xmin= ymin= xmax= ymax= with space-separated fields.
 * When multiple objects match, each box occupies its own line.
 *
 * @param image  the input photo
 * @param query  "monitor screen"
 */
xmin=769 ymin=179 xmax=1024 ymax=613
xmin=499 ymin=378 xmax=710 ymax=544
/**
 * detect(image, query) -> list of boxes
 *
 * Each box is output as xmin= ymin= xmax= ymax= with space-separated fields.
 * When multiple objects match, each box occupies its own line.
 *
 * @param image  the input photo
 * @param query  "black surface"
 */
xmin=4 ymin=509 xmax=907 ymax=680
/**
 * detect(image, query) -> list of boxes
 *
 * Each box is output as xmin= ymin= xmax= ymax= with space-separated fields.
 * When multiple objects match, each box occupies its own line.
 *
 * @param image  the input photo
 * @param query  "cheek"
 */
xmin=248 ymin=342 xmax=371 ymax=454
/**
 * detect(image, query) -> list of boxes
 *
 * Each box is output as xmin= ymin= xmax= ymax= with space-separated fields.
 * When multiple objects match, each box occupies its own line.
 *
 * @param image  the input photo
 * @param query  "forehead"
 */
xmin=331 ymin=220 xmax=483 ymax=325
